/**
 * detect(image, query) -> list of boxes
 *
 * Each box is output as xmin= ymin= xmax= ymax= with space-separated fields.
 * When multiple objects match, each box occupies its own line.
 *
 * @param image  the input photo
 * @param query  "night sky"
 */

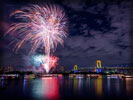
xmin=0 ymin=0 xmax=133 ymax=69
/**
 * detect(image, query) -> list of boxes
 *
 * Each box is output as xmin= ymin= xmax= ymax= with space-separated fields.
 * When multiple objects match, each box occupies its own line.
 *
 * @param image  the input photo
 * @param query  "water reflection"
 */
xmin=115 ymin=78 xmax=120 ymax=94
xmin=0 ymin=76 xmax=133 ymax=100
xmin=78 ymin=78 xmax=82 ymax=91
xmin=95 ymin=77 xmax=103 ymax=97
xmin=0 ymin=79 xmax=5 ymax=88
xmin=107 ymin=77 xmax=110 ymax=92
xmin=126 ymin=78 xmax=133 ymax=96
xmin=23 ymin=79 xmax=26 ymax=95
xmin=32 ymin=77 xmax=60 ymax=100
xmin=72 ymin=76 xmax=103 ymax=97
xmin=74 ymin=78 xmax=78 ymax=92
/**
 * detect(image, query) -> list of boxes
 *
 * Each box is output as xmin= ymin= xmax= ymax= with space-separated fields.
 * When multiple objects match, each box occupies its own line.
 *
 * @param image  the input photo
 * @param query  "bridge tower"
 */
xmin=97 ymin=60 xmax=102 ymax=68
xmin=74 ymin=65 xmax=78 ymax=74
xmin=96 ymin=60 xmax=102 ymax=73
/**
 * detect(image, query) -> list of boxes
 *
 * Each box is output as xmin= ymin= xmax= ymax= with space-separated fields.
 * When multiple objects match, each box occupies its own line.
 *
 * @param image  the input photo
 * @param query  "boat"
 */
xmin=122 ymin=75 xmax=133 ymax=78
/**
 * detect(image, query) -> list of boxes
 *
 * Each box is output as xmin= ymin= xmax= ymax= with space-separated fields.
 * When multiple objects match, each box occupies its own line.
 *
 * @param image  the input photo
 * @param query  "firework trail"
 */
xmin=6 ymin=4 xmax=68 ymax=72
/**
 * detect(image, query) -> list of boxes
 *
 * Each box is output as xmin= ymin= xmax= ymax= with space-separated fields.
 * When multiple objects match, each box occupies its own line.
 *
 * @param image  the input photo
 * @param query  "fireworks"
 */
xmin=7 ymin=4 xmax=67 ymax=54
xmin=6 ymin=4 xmax=68 ymax=73
xmin=43 ymin=55 xmax=59 ymax=73
xmin=33 ymin=54 xmax=59 ymax=73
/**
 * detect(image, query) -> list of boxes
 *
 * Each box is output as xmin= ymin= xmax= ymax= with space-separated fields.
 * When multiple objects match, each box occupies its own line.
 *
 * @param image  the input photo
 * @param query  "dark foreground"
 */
xmin=0 ymin=76 xmax=133 ymax=100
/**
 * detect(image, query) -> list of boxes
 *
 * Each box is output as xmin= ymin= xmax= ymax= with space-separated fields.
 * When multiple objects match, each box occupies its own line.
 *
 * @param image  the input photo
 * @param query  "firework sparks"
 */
xmin=43 ymin=55 xmax=59 ymax=73
xmin=33 ymin=54 xmax=59 ymax=73
xmin=6 ymin=4 xmax=68 ymax=72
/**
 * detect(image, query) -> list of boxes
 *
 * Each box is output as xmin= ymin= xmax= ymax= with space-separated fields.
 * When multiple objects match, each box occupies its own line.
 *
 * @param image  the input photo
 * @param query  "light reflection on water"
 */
xmin=107 ymin=77 xmax=110 ymax=92
xmin=32 ymin=77 xmax=59 ymax=100
xmin=126 ymin=78 xmax=133 ymax=96
xmin=95 ymin=78 xmax=102 ymax=97
xmin=0 ymin=76 xmax=133 ymax=100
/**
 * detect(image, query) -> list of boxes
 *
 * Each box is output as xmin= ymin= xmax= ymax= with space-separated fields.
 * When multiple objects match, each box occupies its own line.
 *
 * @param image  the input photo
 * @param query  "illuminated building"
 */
xmin=7 ymin=66 xmax=13 ymax=72
xmin=55 ymin=66 xmax=64 ymax=73
xmin=64 ymin=66 xmax=69 ymax=73
xmin=0 ymin=66 xmax=3 ymax=72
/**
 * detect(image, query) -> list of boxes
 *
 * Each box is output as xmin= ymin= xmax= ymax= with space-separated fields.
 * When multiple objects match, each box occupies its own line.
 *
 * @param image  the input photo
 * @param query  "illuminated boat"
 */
xmin=70 ymin=74 xmax=84 ymax=78
xmin=42 ymin=74 xmax=58 ymax=77
xmin=90 ymin=74 xmax=99 ymax=78
xmin=122 ymin=75 xmax=133 ymax=78
xmin=106 ymin=75 xmax=120 ymax=79
xmin=0 ymin=74 xmax=20 ymax=80
xmin=24 ymin=74 xmax=36 ymax=79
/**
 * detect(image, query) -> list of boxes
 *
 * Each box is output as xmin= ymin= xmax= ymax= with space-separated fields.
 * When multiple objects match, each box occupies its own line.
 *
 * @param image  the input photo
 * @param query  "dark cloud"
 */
xmin=54 ymin=0 xmax=131 ymax=68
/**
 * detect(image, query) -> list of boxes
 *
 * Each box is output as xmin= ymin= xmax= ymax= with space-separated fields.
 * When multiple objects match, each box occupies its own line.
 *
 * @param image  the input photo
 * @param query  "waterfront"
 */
xmin=0 ymin=76 xmax=133 ymax=100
